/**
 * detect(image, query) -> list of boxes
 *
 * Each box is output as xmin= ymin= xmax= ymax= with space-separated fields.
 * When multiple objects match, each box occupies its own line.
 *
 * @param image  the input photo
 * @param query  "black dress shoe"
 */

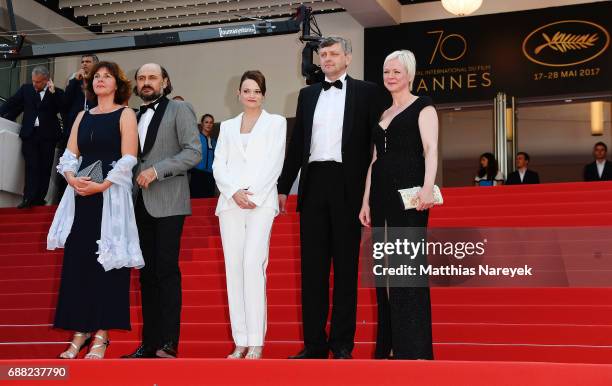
xmin=16 ymin=199 xmax=32 ymax=209
xmin=31 ymin=198 xmax=46 ymax=206
xmin=332 ymin=348 xmax=353 ymax=359
xmin=288 ymin=348 xmax=329 ymax=359
xmin=156 ymin=341 xmax=178 ymax=358
xmin=121 ymin=344 xmax=157 ymax=358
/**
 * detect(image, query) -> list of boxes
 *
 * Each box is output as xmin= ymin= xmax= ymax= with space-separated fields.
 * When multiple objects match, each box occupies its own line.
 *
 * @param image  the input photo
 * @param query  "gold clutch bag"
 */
xmin=397 ymin=185 xmax=443 ymax=210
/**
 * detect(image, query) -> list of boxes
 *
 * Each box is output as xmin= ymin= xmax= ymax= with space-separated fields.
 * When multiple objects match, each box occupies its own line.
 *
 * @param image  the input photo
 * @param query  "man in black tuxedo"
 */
xmin=53 ymin=54 xmax=99 ymax=203
xmin=278 ymin=36 xmax=383 ymax=359
xmin=505 ymin=152 xmax=540 ymax=185
xmin=0 ymin=66 xmax=64 ymax=208
xmin=584 ymin=142 xmax=612 ymax=181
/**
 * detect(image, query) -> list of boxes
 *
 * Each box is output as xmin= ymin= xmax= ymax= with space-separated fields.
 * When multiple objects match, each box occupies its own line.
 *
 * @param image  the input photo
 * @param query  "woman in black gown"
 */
xmin=359 ymin=50 xmax=439 ymax=359
xmin=53 ymin=61 xmax=139 ymax=359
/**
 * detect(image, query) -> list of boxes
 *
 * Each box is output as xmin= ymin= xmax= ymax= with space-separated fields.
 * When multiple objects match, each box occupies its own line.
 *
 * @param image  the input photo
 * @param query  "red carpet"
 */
xmin=1 ymin=359 xmax=611 ymax=386
xmin=1 ymin=181 xmax=612 ymax=384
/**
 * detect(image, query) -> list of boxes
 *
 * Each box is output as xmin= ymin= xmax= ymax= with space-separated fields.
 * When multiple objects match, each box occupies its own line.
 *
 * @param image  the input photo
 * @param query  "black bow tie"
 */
xmin=322 ymin=79 xmax=343 ymax=91
xmin=139 ymin=103 xmax=156 ymax=114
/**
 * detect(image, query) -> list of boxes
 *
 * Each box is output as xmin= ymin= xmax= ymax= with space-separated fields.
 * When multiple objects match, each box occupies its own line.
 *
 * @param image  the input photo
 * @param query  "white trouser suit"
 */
xmin=213 ymin=110 xmax=287 ymax=347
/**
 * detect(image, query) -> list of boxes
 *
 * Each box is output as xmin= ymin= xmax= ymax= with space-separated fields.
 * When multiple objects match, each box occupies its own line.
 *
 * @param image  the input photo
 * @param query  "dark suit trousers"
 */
xmin=135 ymin=193 xmax=185 ymax=347
xmin=189 ymin=169 xmax=216 ymax=198
xmin=21 ymin=134 xmax=56 ymax=201
xmin=299 ymin=161 xmax=362 ymax=353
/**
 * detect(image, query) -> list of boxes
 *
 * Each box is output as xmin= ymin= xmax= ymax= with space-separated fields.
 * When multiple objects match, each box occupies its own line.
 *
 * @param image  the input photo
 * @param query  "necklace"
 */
xmin=95 ymin=105 xmax=117 ymax=114
xmin=240 ymin=110 xmax=262 ymax=134
xmin=390 ymin=96 xmax=416 ymax=114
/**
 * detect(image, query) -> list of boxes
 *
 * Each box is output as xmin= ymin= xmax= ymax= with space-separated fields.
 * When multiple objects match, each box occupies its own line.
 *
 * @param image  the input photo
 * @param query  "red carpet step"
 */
xmin=1 ymin=358 xmax=611 ymax=386
xmin=1 ymin=182 xmax=612 ymax=367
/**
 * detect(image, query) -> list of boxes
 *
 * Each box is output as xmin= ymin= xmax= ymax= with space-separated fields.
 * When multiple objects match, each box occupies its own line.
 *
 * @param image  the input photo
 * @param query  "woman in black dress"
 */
xmin=52 ymin=61 xmax=139 ymax=359
xmin=359 ymin=50 xmax=439 ymax=359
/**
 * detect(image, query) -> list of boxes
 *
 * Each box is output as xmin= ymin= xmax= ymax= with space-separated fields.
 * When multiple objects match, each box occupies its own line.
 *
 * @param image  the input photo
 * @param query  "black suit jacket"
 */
xmin=0 ymin=83 xmax=64 ymax=141
xmin=278 ymin=76 xmax=383 ymax=212
xmin=505 ymin=169 xmax=540 ymax=185
xmin=63 ymin=77 xmax=97 ymax=140
xmin=584 ymin=160 xmax=612 ymax=181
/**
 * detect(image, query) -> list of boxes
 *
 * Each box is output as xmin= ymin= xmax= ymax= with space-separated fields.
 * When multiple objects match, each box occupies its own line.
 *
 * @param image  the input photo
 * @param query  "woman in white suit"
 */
xmin=213 ymin=70 xmax=286 ymax=359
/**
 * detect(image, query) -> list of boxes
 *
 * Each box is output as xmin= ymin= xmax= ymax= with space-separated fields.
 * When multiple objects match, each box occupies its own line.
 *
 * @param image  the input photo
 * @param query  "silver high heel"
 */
xmin=245 ymin=346 xmax=263 ymax=359
xmin=58 ymin=332 xmax=92 ymax=359
xmin=227 ymin=346 xmax=247 ymax=359
xmin=84 ymin=334 xmax=110 ymax=359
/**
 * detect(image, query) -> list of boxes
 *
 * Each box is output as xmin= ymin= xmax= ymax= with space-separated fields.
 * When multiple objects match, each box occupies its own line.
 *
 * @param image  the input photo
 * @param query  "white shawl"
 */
xmin=47 ymin=150 xmax=145 ymax=271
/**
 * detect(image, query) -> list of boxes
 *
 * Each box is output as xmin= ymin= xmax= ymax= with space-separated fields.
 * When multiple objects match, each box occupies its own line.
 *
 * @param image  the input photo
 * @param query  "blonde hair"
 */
xmin=384 ymin=50 xmax=416 ymax=91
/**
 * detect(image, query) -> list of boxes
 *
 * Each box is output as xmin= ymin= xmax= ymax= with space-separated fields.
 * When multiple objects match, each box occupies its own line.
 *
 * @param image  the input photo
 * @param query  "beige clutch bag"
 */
xmin=397 ymin=185 xmax=443 ymax=210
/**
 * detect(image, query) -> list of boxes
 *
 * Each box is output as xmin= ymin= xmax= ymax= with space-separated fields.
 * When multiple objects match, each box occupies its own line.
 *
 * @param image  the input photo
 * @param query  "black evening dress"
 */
xmin=54 ymin=108 xmax=131 ymax=332
xmin=369 ymin=96 xmax=434 ymax=360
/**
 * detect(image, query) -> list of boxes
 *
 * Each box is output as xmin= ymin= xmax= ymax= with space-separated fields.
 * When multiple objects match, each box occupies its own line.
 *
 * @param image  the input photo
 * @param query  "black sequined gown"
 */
xmin=369 ymin=96 xmax=434 ymax=360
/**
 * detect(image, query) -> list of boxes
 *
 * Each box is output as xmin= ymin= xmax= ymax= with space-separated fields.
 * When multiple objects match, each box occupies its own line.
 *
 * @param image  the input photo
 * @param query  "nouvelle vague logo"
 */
xmin=522 ymin=20 xmax=610 ymax=67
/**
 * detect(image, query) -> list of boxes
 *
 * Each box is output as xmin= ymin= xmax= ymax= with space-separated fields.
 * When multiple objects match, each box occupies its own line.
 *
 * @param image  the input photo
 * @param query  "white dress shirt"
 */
xmin=309 ymin=73 xmax=347 ymax=163
xmin=596 ymin=160 xmax=606 ymax=178
xmin=518 ymin=168 xmax=526 ymax=182
xmin=34 ymin=87 xmax=47 ymax=127
xmin=137 ymin=102 xmax=159 ymax=152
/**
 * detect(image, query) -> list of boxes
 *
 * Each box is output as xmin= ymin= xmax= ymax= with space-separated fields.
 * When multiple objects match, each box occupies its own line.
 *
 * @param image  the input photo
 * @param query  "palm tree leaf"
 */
xmin=533 ymin=32 xmax=599 ymax=55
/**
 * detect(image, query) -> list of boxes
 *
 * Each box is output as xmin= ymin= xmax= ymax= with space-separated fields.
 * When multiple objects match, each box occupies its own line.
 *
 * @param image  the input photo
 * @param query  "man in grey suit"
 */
xmin=122 ymin=63 xmax=201 ymax=359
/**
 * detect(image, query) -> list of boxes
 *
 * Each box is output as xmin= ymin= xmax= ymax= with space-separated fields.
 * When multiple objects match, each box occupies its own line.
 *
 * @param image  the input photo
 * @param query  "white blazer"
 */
xmin=213 ymin=110 xmax=287 ymax=216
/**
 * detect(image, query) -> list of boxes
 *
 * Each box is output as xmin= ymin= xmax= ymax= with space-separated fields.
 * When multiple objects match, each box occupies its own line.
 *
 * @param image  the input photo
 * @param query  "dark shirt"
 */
xmin=63 ymin=77 xmax=97 ymax=140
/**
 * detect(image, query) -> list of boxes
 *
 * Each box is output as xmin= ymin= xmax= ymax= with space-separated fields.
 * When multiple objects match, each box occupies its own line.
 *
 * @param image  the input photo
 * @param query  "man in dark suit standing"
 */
xmin=506 ymin=152 xmax=540 ymax=185
xmin=278 ymin=37 xmax=383 ymax=359
xmin=584 ymin=142 xmax=612 ymax=181
xmin=0 ymin=66 xmax=64 ymax=208
xmin=53 ymin=54 xmax=99 ymax=203
xmin=63 ymin=54 xmax=99 ymax=137
xmin=121 ymin=63 xmax=201 ymax=359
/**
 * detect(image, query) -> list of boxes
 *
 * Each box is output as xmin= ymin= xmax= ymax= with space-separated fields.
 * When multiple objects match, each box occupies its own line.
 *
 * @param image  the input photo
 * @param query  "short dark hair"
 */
xmin=133 ymin=63 xmax=173 ymax=96
xmin=85 ymin=61 xmax=132 ymax=105
xmin=201 ymin=113 xmax=214 ymax=122
xmin=517 ymin=152 xmax=530 ymax=162
xmin=319 ymin=36 xmax=352 ymax=54
xmin=239 ymin=70 xmax=266 ymax=96
xmin=81 ymin=54 xmax=99 ymax=63
xmin=594 ymin=142 xmax=608 ymax=151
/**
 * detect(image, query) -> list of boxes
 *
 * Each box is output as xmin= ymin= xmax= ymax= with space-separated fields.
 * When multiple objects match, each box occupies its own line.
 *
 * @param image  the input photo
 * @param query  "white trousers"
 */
xmin=219 ymin=206 xmax=275 ymax=347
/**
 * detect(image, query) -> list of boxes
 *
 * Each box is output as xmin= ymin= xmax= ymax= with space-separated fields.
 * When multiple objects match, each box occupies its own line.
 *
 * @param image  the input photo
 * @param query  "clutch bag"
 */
xmin=76 ymin=160 xmax=104 ymax=183
xmin=397 ymin=185 xmax=443 ymax=210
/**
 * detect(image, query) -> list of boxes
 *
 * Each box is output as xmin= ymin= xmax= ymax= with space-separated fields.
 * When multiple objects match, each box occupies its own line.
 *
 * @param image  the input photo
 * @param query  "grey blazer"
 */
xmin=134 ymin=98 xmax=202 ymax=218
